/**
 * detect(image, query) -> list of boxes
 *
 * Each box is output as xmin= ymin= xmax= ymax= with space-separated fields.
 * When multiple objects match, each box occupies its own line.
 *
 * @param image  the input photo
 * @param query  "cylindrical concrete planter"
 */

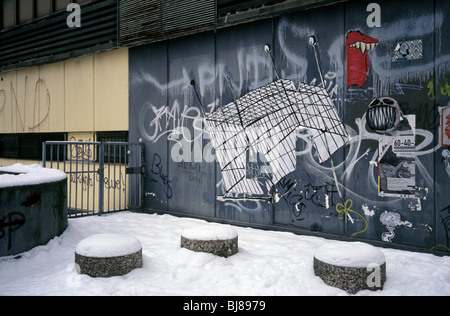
xmin=313 ymin=241 xmax=386 ymax=294
xmin=75 ymin=233 xmax=142 ymax=278
xmin=0 ymin=164 xmax=67 ymax=257
xmin=181 ymin=225 xmax=238 ymax=258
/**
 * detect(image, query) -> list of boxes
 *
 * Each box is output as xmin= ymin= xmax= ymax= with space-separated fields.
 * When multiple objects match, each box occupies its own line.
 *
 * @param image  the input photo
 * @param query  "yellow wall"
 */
xmin=0 ymin=47 xmax=129 ymax=135
xmin=0 ymin=48 xmax=130 ymax=213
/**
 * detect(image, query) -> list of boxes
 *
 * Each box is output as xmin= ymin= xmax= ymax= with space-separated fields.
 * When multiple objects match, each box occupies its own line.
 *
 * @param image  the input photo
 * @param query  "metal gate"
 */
xmin=42 ymin=141 xmax=145 ymax=217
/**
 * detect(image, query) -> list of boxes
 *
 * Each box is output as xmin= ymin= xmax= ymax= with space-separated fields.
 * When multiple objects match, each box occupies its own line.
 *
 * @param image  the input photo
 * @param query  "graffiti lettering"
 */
xmin=69 ymin=137 xmax=94 ymax=161
xmin=427 ymin=77 xmax=450 ymax=101
xmin=69 ymin=172 xmax=125 ymax=192
xmin=346 ymin=83 xmax=423 ymax=103
xmin=0 ymin=76 xmax=51 ymax=132
xmin=0 ymin=212 xmax=26 ymax=250
xmin=139 ymin=100 xmax=205 ymax=144
xmin=176 ymin=161 xmax=207 ymax=184
xmin=275 ymin=180 xmax=339 ymax=219
xmin=150 ymin=153 xmax=172 ymax=199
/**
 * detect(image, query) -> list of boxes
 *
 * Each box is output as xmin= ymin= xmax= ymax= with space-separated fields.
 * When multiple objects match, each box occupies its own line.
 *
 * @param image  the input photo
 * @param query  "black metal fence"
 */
xmin=42 ymin=141 xmax=145 ymax=217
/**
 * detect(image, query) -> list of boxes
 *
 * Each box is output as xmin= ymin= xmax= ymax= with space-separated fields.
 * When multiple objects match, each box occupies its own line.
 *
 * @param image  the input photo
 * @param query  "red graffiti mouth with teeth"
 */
xmin=346 ymin=30 xmax=379 ymax=88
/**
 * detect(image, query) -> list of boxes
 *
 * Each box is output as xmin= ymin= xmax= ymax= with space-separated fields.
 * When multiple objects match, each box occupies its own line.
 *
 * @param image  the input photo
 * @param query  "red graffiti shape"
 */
xmin=346 ymin=30 xmax=379 ymax=88
xmin=445 ymin=114 xmax=450 ymax=140
xmin=0 ymin=89 xmax=5 ymax=112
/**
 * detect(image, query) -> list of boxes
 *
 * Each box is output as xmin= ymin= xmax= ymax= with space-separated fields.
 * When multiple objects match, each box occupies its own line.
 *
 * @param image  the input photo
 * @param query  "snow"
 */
xmin=314 ymin=241 xmax=385 ymax=267
xmin=0 ymin=164 xmax=67 ymax=188
xmin=181 ymin=225 xmax=238 ymax=241
xmin=75 ymin=234 xmax=142 ymax=258
xmin=0 ymin=211 xmax=449 ymax=296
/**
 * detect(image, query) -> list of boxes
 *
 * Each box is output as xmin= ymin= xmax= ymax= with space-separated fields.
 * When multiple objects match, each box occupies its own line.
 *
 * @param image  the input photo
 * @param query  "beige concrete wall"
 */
xmin=0 ymin=48 xmax=130 ymax=213
xmin=0 ymin=47 xmax=129 ymax=135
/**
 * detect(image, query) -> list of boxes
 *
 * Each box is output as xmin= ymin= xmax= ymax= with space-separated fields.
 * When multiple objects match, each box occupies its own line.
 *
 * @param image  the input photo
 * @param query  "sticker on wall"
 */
xmin=366 ymin=97 xmax=404 ymax=134
xmin=440 ymin=105 xmax=450 ymax=146
xmin=346 ymin=30 xmax=379 ymax=88
xmin=378 ymin=115 xmax=416 ymax=198
xmin=392 ymin=39 xmax=423 ymax=62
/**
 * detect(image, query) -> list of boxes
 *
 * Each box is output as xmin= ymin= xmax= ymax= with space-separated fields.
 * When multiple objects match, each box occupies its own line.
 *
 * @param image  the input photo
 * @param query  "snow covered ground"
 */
xmin=0 ymin=211 xmax=449 ymax=296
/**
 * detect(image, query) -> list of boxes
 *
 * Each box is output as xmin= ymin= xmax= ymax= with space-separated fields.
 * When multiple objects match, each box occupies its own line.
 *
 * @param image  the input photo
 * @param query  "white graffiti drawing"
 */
xmin=380 ymin=211 xmax=401 ymax=242
xmin=379 ymin=210 xmax=412 ymax=242
xmin=204 ymin=79 xmax=349 ymax=197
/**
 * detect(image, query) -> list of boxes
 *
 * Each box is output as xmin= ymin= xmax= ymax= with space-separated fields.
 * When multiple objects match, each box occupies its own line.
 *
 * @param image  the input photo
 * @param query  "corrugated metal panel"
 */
xmin=217 ymin=0 xmax=347 ymax=26
xmin=119 ymin=0 xmax=216 ymax=46
xmin=0 ymin=0 xmax=117 ymax=72
xmin=119 ymin=0 xmax=162 ymax=46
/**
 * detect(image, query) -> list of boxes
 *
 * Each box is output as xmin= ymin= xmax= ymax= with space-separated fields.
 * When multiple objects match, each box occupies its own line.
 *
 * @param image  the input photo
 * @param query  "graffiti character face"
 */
xmin=366 ymin=97 xmax=402 ymax=134
xmin=346 ymin=30 xmax=379 ymax=88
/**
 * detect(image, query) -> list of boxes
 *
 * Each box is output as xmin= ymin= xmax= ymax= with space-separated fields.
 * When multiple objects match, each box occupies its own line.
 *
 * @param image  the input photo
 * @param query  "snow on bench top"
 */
xmin=181 ymin=225 xmax=238 ymax=241
xmin=0 ymin=164 xmax=67 ymax=188
xmin=314 ymin=241 xmax=386 ymax=268
xmin=75 ymin=233 xmax=142 ymax=258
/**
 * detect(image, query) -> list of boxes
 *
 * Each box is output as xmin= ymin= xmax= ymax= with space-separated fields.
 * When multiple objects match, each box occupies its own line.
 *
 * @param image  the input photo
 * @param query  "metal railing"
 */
xmin=42 ymin=141 xmax=145 ymax=217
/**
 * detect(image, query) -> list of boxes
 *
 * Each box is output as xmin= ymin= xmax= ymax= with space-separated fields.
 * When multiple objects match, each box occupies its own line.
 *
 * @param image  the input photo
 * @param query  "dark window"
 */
xmin=0 ymin=133 xmax=67 ymax=160
xmin=96 ymin=131 xmax=128 ymax=143
xmin=0 ymin=134 xmax=19 ymax=158
xmin=96 ymin=131 xmax=129 ymax=164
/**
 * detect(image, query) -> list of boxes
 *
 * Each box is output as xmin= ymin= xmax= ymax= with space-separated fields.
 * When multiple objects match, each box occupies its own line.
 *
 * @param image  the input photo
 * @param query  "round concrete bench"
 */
xmin=75 ymin=233 xmax=142 ymax=278
xmin=181 ymin=225 xmax=238 ymax=258
xmin=313 ymin=241 xmax=386 ymax=294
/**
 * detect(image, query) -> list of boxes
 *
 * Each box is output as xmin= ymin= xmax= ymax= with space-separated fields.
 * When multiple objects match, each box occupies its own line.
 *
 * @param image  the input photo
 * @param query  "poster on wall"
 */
xmin=378 ymin=115 xmax=416 ymax=198
xmin=441 ymin=105 xmax=450 ymax=146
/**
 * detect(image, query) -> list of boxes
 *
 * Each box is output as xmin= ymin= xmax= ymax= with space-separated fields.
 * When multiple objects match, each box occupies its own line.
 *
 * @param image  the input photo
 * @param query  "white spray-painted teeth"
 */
xmin=349 ymin=41 xmax=378 ymax=54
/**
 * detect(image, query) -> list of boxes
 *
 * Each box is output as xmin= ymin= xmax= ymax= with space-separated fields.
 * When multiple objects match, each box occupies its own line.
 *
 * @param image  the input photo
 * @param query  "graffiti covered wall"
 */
xmin=129 ymin=0 xmax=450 ymax=254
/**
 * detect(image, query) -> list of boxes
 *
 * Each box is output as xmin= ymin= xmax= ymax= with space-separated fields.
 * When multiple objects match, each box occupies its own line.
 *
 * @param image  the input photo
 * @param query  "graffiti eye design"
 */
xmin=369 ymin=99 xmax=381 ymax=106
xmin=382 ymin=98 xmax=395 ymax=105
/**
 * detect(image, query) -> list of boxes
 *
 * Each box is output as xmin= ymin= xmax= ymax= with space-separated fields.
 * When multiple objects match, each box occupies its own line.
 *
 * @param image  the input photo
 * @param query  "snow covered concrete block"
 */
xmin=0 ymin=164 xmax=67 ymax=257
xmin=313 ymin=241 xmax=386 ymax=294
xmin=75 ymin=234 xmax=142 ymax=278
xmin=181 ymin=225 xmax=238 ymax=258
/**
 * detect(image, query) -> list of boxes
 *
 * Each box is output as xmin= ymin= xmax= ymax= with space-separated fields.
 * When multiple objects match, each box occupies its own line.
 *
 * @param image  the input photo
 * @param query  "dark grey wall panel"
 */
xmin=435 ymin=0 xmax=450 ymax=252
xmin=130 ymin=42 xmax=169 ymax=212
xmin=129 ymin=0 xmax=450 ymax=255
xmin=344 ymin=0 xmax=437 ymax=248
xmin=214 ymin=19 xmax=275 ymax=226
xmin=167 ymin=32 xmax=216 ymax=218
xmin=272 ymin=3 xmax=346 ymax=235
